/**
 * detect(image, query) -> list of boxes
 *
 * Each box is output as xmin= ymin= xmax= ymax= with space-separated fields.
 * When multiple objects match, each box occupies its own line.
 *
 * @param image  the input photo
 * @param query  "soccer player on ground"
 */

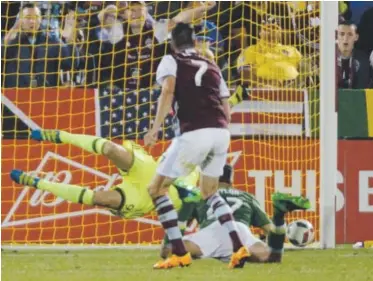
xmin=159 ymin=164 xmax=311 ymax=266
xmin=10 ymin=129 xmax=199 ymax=219
xmin=143 ymin=23 xmax=248 ymax=269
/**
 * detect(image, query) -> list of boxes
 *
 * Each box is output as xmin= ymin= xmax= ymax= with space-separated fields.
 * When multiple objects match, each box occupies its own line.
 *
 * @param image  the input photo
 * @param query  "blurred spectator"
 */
xmin=337 ymin=22 xmax=371 ymax=89
xmin=112 ymin=1 xmax=158 ymax=90
xmin=214 ymin=2 xmax=261 ymax=63
xmin=86 ymin=4 xmax=125 ymax=87
xmin=290 ymin=2 xmax=320 ymax=56
xmin=183 ymin=1 xmax=223 ymax=52
xmin=76 ymin=1 xmax=105 ymax=27
xmin=1 ymin=2 xmax=21 ymax=38
xmin=96 ymin=5 xmax=125 ymax=44
xmin=356 ymin=7 xmax=373 ymax=57
xmin=236 ymin=20 xmax=302 ymax=88
xmin=288 ymin=2 xmax=320 ymax=87
xmin=339 ymin=1 xmax=352 ymax=22
xmin=83 ymin=1 xmax=215 ymax=91
xmin=211 ymin=2 xmax=265 ymax=83
xmin=60 ymin=26 xmax=96 ymax=87
xmin=117 ymin=1 xmax=130 ymax=21
xmin=264 ymin=2 xmax=295 ymax=45
xmin=35 ymin=1 xmax=64 ymax=37
xmin=2 ymin=3 xmax=79 ymax=88
xmin=112 ymin=1 xmax=216 ymax=90
xmin=150 ymin=1 xmax=182 ymax=20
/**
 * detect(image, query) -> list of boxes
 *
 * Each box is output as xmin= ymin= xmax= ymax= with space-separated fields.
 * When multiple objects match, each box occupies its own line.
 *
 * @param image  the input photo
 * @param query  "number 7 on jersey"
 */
xmin=191 ymin=60 xmax=208 ymax=87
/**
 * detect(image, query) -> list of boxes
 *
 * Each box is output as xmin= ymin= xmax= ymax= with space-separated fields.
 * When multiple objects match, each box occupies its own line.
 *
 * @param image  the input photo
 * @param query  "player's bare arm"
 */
xmin=3 ymin=15 xmax=21 ymax=45
xmin=152 ymin=2 xmax=216 ymax=46
xmin=144 ymin=76 xmax=175 ymax=147
xmin=169 ymin=1 xmax=216 ymax=30
xmin=217 ymin=67 xmax=232 ymax=123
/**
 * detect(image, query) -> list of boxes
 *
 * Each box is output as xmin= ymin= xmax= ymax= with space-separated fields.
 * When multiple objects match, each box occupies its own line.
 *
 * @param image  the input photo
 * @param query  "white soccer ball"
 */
xmin=287 ymin=219 xmax=314 ymax=247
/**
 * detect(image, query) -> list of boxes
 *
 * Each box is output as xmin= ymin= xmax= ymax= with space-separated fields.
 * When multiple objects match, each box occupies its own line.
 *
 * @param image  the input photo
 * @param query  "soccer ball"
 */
xmin=287 ymin=219 xmax=314 ymax=247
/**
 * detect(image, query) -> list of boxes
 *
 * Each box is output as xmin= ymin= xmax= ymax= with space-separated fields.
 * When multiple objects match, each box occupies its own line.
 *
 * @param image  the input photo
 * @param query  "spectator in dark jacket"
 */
xmin=86 ymin=4 xmax=125 ymax=88
xmin=337 ymin=22 xmax=371 ymax=89
xmin=60 ymin=28 xmax=96 ymax=88
xmin=113 ymin=1 xmax=216 ymax=90
xmin=356 ymin=7 xmax=373 ymax=57
xmin=2 ymin=3 xmax=79 ymax=88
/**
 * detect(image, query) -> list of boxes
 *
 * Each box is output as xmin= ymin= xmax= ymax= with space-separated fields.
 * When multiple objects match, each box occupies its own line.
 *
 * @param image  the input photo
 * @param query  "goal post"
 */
xmin=319 ymin=1 xmax=338 ymax=249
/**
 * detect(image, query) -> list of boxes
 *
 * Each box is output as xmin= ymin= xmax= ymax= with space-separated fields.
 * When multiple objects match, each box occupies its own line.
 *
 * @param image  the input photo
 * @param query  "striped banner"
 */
xmin=338 ymin=89 xmax=373 ymax=138
xmin=229 ymin=89 xmax=310 ymax=137
xmin=366 ymin=89 xmax=373 ymax=137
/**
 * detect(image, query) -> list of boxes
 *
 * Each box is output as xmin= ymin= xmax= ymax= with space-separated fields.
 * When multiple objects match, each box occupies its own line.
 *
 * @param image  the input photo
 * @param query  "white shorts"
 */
xmin=183 ymin=221 xmax=261 ymax=260
xmin=157 ymin=128 xmax=230 ymax=179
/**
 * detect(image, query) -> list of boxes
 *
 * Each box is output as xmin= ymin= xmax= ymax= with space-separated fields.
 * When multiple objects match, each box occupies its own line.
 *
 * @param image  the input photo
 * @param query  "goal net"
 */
xmin=1 ymin=1 xmax=336 ymax=248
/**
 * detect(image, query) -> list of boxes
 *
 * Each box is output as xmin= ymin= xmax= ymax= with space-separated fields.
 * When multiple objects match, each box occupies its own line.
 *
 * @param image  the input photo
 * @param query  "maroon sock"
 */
xmin=153 ymin=196 xmax=187 ymax=256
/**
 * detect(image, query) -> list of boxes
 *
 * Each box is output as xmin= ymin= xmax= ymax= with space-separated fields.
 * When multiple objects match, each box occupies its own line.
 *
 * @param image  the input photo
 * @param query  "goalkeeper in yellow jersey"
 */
xmin=10 ymin=130 xmax=199 ymax=219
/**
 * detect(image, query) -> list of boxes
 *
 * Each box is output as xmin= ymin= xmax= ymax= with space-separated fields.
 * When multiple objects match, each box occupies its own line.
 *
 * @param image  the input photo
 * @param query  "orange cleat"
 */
xmin=228 ymin=247 xmax=250 ymax=269
xmin=153 ymin=253 xmax=192 ymax=269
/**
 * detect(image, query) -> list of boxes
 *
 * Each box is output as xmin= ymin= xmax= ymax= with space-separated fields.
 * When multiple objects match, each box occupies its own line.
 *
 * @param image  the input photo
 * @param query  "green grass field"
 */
xmin=2 ymin=248 xmax=373 ymax=281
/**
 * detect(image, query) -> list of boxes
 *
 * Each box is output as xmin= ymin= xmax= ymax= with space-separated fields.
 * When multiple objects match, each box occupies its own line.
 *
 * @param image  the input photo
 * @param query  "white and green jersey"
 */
xmin=175 ymin=183 xmax=271 ymax=230
xmin=198 ymin=188 xmax=271 ymax=228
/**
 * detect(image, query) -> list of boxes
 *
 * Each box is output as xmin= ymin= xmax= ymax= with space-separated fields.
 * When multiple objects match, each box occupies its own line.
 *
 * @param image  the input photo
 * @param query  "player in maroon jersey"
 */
xmin=144 ymin=23 xmax=249 ymax=269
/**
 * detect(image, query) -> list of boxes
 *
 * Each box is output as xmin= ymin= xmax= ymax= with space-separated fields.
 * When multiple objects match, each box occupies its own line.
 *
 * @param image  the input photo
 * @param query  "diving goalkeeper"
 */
xmin=10 ymin=129 xmax=199 ymax=218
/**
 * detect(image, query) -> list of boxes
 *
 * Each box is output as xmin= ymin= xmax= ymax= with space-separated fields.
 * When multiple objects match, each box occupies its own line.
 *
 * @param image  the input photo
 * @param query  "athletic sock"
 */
xmin=59 ymin=131 xmax=108 ymax=155
xmin=153 ymin=195 xmax=187 ymax=257
xmin=207 ymin=193 xmax=244 ymax=252
xmin=37 ymin=180 xmax=94 ymax=205
xmin=273 ymin=206 xmax=286 ymax=227
xmin=267 ymin=207 xmax=286 ymax=263
xmin=268 ymin=226 xmax=286 ymax=251
xmin=267 ymin=228 xmax=286 ymax=263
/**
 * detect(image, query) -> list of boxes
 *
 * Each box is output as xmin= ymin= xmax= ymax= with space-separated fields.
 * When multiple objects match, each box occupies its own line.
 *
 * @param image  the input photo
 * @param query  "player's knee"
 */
xmin=93 ymin=191 xmax=122 ymax=209
xmin=183 ymin=240 xmax=203 ymax=258
xmin=148 ymin=184 xmax=169 ymax=199
xmin=200 ymin=182 xmax=218 ymax=199
xmin=101 ymin=141 xmax=118 ymax=158
xmin=199 ymin=175 xmax=219 ymax=199
xmin=201 ymin=188 xmax=217 ymax=200
xmin=148 ymin=176 xmax=173 ymax=199
xmin=200 ymin=183 xmax=219 ymax=199
xmin=148 ymin=184 xmax=159 ymax=199
xmin=249 ymin=242 xmax=271 ymax=262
